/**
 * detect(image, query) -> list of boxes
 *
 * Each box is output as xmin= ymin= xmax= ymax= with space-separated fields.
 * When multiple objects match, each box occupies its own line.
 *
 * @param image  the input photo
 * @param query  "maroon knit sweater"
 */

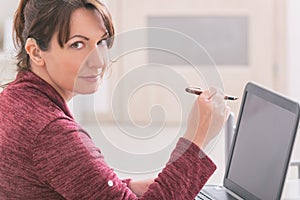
xmin=0 ymin=71 xmax=216 ymax=199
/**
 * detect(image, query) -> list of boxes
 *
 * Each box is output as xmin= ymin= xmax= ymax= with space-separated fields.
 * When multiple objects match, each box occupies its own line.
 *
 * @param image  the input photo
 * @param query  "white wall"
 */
xmin=0 ymin=1 xmax=18 ymax=50
xmin=287 ymin=0 xmax=300 ymax=102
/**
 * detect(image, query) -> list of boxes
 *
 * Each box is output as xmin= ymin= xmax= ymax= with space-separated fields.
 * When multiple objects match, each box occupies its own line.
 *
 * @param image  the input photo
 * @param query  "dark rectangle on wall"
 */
xmin=148 ymin=16 xmax=248 ymax=66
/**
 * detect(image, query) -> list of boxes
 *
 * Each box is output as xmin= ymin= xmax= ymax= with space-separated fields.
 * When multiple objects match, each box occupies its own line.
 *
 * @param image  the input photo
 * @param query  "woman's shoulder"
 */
xmin=0 ymin=79 xmax=73 ymax=139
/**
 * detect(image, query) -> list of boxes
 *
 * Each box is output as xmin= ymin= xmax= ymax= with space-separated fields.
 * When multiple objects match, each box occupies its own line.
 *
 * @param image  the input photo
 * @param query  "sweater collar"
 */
xmin=14 ymin=70 xmax=73 ymax=119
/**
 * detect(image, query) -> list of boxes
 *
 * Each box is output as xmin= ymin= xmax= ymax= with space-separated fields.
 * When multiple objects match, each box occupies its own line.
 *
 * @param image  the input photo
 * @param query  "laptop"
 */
xmin=195 ymin=82 xmax=300 ymax=200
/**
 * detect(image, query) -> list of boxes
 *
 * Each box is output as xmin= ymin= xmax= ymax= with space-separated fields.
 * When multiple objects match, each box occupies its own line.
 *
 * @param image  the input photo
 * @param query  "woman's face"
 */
xmin=40 ymin=8 xmax=109 ymax=101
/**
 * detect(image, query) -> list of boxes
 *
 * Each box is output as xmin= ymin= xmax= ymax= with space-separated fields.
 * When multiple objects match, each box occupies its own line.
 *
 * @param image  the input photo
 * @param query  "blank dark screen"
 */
xmin=227 ymin=93 xmax=295 ymax=199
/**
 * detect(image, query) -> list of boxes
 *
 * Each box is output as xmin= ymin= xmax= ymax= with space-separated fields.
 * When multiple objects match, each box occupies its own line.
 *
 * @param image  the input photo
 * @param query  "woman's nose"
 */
xmin=86 ymin=47 xmax=107 ymax=69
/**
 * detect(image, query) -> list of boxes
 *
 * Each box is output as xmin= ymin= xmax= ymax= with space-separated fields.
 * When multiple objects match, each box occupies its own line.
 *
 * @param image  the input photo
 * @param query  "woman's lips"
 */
xmin=78 ymin=74 xmax=101 ymax=82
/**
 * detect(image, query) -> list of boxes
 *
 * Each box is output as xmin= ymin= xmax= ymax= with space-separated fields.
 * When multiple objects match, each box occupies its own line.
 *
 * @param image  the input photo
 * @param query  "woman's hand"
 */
xmin=129 ymin=178 xmax=154 ymax=197
xmin=184 ymin=87 xmax=230 ymax=149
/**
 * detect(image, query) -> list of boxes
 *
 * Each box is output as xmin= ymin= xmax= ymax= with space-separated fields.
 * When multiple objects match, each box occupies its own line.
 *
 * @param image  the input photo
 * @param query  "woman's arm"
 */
xmin=34 ymin=89 xmax=227 ymax=199
xmin=35 ymin=119 xmax=216 ymax=199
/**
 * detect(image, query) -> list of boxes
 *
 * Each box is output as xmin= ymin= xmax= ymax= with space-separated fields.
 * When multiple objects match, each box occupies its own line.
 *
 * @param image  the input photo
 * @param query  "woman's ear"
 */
xmin=25 ymin=38 xmax=45 ymax=66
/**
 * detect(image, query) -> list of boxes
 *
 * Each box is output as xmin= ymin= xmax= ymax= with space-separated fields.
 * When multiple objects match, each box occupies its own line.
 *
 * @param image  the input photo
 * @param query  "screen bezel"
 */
xmin=223 ymin=82 xmax=300 ymax=200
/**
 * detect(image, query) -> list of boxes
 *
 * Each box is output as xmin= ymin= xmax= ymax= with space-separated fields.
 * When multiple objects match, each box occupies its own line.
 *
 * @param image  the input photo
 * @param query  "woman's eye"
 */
xmin=71 ymin=42 xmax=84 ymax=49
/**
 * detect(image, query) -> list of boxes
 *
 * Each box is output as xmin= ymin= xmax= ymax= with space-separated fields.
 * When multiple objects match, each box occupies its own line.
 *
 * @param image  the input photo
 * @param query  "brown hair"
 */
xmin=13 ymin=0 xmax=115 ymax=71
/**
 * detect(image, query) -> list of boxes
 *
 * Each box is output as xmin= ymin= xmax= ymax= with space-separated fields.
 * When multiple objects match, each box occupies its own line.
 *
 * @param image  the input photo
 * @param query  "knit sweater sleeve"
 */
xmin=34 ymin=118 xmax=216 ymax=199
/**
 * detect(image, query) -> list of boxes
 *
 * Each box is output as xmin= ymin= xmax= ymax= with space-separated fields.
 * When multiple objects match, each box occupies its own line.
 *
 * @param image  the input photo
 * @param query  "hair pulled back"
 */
xmin=13 ymin=0 xmax=114 ymax=71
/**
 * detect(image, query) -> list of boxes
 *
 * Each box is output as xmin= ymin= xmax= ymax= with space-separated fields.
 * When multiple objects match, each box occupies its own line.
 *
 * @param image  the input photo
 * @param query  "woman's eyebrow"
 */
xmin=100 ymin=32 xmax=109 ymax=39
xmin=68 ymin=35 xmax=90 ymax=41
xmin=68 ymin=32 xmax=109 ymax=42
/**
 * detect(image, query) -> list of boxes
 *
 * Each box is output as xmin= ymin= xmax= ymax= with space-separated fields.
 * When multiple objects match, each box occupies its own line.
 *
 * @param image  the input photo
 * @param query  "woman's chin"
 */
xmin=73 ymin=82 xmax=100 ymax=95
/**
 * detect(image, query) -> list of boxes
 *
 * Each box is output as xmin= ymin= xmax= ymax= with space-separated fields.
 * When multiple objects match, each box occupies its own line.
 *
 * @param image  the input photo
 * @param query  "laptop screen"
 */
xmin=224 ymin=83 xmax=299 ymax=200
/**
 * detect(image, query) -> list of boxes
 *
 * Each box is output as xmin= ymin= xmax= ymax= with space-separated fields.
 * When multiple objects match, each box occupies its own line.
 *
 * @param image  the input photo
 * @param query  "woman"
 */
xmin=0 ymin=0 xmax=229 ymax=199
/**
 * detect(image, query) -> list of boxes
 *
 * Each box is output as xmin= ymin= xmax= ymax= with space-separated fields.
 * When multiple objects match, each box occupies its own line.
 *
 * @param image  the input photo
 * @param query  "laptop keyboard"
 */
xmin=195 ymin=188 xmax=240 ymax=200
